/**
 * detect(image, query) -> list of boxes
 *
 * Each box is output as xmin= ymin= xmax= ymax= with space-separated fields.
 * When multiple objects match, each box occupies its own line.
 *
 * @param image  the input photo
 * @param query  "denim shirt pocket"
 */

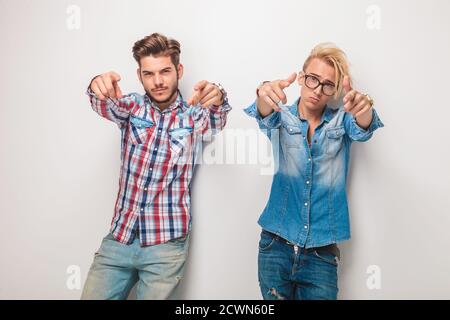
xmin=325 ymin=126 xmax=346 ymax=157
xmin=281 ymin=124 xmax=303 ymax=148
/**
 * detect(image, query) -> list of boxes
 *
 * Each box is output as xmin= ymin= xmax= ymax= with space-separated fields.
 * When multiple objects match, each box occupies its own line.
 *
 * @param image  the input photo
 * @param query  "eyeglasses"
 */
xmin=303 ymin=74 xmax=336 ymax=96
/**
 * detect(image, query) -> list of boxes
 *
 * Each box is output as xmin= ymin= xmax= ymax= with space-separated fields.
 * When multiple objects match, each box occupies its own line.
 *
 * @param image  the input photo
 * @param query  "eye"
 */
xmin=305 ymin=75 xmax=319 ymax=86
xmin=323 ymin=84 xmax=336 ymax=95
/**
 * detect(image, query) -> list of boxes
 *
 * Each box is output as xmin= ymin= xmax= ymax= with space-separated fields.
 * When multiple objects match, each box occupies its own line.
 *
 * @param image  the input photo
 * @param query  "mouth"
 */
xmin=153 ymin=88 xmax=168 ymax=94
xmin=309 ymin=96 xmax=320 ymax=104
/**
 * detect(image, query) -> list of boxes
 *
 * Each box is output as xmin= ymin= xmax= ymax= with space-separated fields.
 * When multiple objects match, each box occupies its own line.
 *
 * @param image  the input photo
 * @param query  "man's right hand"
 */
xmin=256 ymin=72 xmax=297 ymax=117
xmin=90 ymin=71 xmax=123 ymax=101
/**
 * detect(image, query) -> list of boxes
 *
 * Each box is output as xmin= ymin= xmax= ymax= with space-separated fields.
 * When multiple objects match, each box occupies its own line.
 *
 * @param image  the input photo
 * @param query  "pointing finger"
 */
xmin=113 ymin=81 xmax=123 ymax=99
xmin=343 ymin=75 xmax=352 ymax=94
xmin=194 ymin=80 xmax=208 ymax=91
xmin=279 ymin=72 xmax=297 ymax=89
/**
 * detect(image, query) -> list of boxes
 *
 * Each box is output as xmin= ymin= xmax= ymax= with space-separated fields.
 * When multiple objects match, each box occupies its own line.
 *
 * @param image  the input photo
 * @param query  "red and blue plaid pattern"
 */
xmin=87 ymin=89 xmax=231 ymax=246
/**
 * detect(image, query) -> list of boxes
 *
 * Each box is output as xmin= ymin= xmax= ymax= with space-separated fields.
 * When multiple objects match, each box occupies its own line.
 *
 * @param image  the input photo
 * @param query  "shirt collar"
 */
xmin=144 ymin=91 xmax=187 ymax=113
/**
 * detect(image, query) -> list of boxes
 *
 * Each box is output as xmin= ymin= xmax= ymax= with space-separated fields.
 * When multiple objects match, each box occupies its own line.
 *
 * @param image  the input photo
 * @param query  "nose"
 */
xmin=154 ymin=74 xmax=163 ymax=86
xmin=313 ymin=85 xmax=322 ymax=96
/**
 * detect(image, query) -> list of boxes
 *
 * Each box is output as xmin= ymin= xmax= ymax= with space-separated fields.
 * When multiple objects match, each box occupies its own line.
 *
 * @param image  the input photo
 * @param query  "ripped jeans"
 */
xmin=81 ymin=232 xmax=189 ymax=300
xmin=258 ymin=230 xmax=338 ymax=300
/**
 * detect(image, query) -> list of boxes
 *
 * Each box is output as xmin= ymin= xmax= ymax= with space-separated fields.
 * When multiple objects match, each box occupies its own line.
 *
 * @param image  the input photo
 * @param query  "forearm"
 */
xmin=87 ymin=87 xmax=134 ymax=127
xmin=355 ymin=109 xmax=373 ymax=130
xmin=256 ymin=97 xmax=275 ymax=118
xmin=205 ymin=99 xmax=232 ymax=132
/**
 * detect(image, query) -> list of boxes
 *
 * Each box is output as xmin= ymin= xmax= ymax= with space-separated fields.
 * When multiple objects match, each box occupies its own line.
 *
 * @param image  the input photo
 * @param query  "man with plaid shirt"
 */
xmin=81 ymin=33 xmax=231 ymax=300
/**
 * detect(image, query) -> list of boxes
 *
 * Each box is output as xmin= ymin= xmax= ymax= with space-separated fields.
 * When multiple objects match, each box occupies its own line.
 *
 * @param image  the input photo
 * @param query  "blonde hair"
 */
xmin=132 ymin=33 xmax=181 ymax=67
xmin=302 ymin=43 xmax=350 ymax=98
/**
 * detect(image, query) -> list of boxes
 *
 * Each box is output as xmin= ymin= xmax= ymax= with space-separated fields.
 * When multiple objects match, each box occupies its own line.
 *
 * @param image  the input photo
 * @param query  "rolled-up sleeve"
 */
xmin=205 ymin=97 xmax=232 ymax=133
xmin=344 ymin=108 xmax=384 ymax=142
xmin=87 ymin=87 xmax=139 ymax=129
xmin=244 ymin=101 xmax=281 ymax=139
xmin=189 ymin=97 xmax=232 ymax=142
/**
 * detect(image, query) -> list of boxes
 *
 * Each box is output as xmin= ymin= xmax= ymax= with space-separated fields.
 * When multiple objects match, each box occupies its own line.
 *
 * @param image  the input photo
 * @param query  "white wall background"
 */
xmin=1 ymin=0 xmax=450 ymax=299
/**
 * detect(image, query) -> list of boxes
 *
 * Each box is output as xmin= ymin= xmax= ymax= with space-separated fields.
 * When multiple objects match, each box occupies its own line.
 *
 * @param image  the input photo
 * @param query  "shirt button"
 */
xmin=140 ymin=208 xmax=144 ymax=211
xmin=304 ymin=202 xmax=308 ymax=206
xmin=144 ymin=188 xmax=148 ymax=191
xmin=308 ymin=158 xmax=311 ymax=162
xmin=306 ymin=181 xmax=310 ymax=185
xmin=158 ymin=129 xmax=162 ymax=133
xmin=304 ymin=225 xmax=308 ymax=229
xmin=154 ymin=147 xmax=158 ymax=151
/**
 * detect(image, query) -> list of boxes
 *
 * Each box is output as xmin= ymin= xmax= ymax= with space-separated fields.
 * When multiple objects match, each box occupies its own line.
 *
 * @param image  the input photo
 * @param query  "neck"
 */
xmin=298 ymin=98 xmax=324 ymax=123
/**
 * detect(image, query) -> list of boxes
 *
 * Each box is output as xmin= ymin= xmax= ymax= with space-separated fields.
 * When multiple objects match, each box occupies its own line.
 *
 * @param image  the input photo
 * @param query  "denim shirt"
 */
xmin=244 ymin=98 xmax=384 ymax=248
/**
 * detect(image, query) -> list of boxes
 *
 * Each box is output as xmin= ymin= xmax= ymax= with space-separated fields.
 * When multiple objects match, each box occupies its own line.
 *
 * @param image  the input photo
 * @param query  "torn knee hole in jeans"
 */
xmin=268 ymin=288 xmax=285 ymax=300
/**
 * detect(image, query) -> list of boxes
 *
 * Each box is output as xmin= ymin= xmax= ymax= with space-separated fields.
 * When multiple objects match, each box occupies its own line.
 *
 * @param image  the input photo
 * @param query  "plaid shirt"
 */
xmin=87 ymin=88 xmax=231 ymax=246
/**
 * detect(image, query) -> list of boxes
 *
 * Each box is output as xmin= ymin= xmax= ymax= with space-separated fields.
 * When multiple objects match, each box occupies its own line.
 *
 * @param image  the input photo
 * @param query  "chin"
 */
xmin=305 ymin=101 xmax=321 ymax=110
xmin=148 ymin=92 xmax=171 ymax=104
xmin=155 ymin=94 xmax=170 ymax=103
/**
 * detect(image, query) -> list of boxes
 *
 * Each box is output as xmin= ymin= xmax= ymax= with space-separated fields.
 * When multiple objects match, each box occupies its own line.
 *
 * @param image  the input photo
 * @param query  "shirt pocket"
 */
xmin=281 ymin=124 xmax=303 ymax=148
xmin=325 ymin=126 xmax=346 ymax=157
xmin=168 ymin=125 xmax=194 ymax=163
xmin=128 ymin=115 xmax=155 ymax=145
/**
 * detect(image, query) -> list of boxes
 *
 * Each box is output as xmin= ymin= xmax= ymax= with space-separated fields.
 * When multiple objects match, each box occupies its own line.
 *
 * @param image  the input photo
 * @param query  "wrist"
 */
xmin=213 ymin=82 xmax=227 ymax=105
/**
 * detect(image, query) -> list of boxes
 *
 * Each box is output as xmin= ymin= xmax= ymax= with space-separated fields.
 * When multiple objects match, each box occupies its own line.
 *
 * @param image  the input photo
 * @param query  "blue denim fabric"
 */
xmin=258 ymin=229 xmax=338 ymax=300
xmin=81 ymin=232 xmax=189 ymax=300
xmin=244 ymin=98 xmax=384 ymax=248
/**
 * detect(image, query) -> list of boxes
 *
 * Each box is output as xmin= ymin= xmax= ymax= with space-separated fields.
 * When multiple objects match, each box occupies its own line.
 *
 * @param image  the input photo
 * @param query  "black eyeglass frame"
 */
xmin=302 ymin=73 xmax=336 ymax=97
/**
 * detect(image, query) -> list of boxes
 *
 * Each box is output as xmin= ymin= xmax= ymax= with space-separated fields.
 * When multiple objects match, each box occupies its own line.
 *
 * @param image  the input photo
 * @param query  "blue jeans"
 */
xmin=81 ymin=232 xmax=189 ymax=300
xmin=258 ymin=230 xmax=339 ymax=300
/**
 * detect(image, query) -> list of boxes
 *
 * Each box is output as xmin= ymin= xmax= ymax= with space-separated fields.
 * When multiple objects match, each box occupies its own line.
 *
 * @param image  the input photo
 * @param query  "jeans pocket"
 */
xmin=93 ymin=233 xmax=113 ymax=257
xmin=167 ymin=233 xmax=190 ymax=246
xmin=313 ymin=249 xmax=338 ymax=266
xmin=258 ymin=230 xmax=276 ymax=251
xmin=103 ymin=232 xmax=116 ymax=241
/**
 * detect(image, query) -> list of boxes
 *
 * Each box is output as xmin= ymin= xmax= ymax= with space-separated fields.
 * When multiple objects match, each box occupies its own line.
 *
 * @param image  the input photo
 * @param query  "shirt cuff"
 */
xmin=86 ymin=87 xmax=95 ymax=97
xmin=349 ymin=108 xmax=384 ymax=140
xmin=243 ymin=101 xmax=280 ymax=129
xmin=209 ymin=97 xmax=232 ymax=113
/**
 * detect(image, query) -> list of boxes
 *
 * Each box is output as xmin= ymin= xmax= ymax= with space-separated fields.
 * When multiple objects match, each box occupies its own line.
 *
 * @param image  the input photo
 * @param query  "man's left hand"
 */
xmin=187 ymin=80 xmax=224 ymax=108
xmin=342 ymin=76 xmax=373 ymax=118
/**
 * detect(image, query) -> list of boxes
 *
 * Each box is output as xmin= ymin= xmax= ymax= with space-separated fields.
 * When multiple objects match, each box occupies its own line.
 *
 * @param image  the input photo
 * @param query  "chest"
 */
xmin=124 ymin=105 xmax=196 ymax=163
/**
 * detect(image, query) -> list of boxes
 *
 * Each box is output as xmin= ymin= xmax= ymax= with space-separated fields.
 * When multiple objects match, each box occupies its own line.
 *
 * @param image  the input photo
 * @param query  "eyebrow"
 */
xmin=309 ymin=73 xmax=335 ymax=86
xmin=142 ymin=67 xmax=173 ymax=74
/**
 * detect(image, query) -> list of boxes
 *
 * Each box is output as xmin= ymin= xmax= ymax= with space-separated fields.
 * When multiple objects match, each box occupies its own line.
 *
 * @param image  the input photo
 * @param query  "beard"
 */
xmin=146 ymin=80 xmax=179 ymax=106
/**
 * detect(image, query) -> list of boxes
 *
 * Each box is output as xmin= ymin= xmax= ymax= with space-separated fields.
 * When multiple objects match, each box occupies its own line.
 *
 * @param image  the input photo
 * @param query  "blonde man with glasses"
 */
xmin=244 ymin=43 xmax=384 ymax=300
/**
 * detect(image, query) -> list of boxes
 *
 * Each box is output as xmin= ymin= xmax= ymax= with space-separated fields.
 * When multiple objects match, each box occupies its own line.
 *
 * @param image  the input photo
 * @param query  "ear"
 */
xmin=177 ymin=63 xmax=184 ymax=80
xmin=136 ymin=68 xmax=143 ymax=83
